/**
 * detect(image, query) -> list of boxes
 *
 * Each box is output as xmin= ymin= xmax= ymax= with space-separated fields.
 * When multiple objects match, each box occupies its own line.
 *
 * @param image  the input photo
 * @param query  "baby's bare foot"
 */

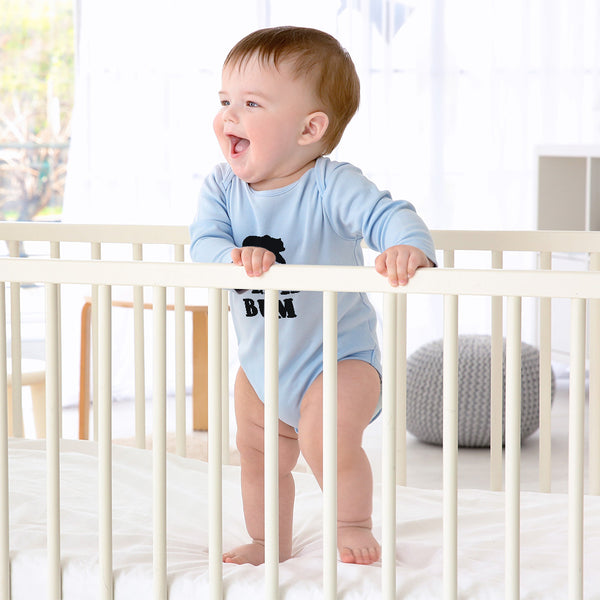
xmin=223 ymin=541 xmax=265 ymax=565
xmin=337 ymin=520 xmax=381 ymax=565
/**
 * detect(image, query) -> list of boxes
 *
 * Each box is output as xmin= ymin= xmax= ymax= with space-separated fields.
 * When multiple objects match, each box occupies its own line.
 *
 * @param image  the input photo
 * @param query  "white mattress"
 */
xmin=7 ymin=414 xmax=600 ymax=599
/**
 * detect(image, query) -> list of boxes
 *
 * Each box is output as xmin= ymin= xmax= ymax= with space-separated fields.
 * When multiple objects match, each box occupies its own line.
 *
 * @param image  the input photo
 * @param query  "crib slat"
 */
xmin=92 ymin=242 xmax=101 ymax=442
xmin=382 ymin=293 xmax=397 ymax=599
xmin=208 ymin=288 xmax=223 ymax=600
xmin=174 ymin=244 xmax=186 ymax=457
xmin=395 ymin=294 xmax=407 ymax=486
xmin=568 ymin=298 xmax=586 ymax=600
xmin=132 ymin=244 xmax=146 ymax=449
xmin=264 ymin=289 xmax=280 ymax=597
xmin=490 ymin=251 xmax=503 ymax=491
xmin=323 ymin=291 xmax=337 ymax=599
xmin=50 ymin=242 xmax=63 ymax=438
xmin=9 ymin=278 xmax=23 ymax=437
xmin=174 ymin=283 xmax=186 ymax=456
xmin=45 ymin=281 xmax=62 ymax=599
xmin=221 ymin=289 xmax=230 ymax=465
xmin=97 ymin=285 xmax=113 ymax=600
xmin=7 ymin=242 xmax=22 ymax=439
xmin=589 ymin=252 xmax=600 ymax=496
xmin=539 ymin=252 xmax=552 ymax=493
xmin=505 ymin=296 xmax=522 ymax=600
xmin=443 ymin=294 xmax=458 ymax=600
xmin=0 ymin=283 xmax=10 ymax=600
xmin=153 ymin=286 xmax=167 ymax=600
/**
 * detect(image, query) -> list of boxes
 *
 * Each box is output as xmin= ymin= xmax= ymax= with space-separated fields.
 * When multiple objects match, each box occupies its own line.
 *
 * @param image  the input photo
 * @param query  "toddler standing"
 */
xmin=190 ymin=26 xmax=435 ymax=566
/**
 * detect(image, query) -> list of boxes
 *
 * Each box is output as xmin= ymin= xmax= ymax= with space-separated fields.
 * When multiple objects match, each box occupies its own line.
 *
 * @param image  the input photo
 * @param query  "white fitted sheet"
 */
xmin=7 ymin=422 xmax=600 ymax=599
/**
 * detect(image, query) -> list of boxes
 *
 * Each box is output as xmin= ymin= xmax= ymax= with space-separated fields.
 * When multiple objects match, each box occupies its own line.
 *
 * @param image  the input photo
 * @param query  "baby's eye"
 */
xmin=220 ymin=99 xmax=230 ymax=107
xmin=246 ymin=101 xmax=259 ymax=108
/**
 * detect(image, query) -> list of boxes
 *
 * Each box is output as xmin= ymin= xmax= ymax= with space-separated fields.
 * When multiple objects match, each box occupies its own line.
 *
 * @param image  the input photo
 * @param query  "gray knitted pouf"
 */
xmin=406 ymin=334 xmax=555 ymax=447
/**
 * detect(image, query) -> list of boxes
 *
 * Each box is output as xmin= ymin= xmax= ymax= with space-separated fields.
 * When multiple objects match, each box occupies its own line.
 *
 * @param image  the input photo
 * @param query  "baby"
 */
xmin=190 ymin=26 xmax=435 ymax=566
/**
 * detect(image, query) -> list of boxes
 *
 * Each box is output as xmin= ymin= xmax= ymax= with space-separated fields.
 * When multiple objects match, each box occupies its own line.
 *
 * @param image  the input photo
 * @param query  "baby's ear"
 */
xmin=299 ymin=111 xmax=329 ymax=146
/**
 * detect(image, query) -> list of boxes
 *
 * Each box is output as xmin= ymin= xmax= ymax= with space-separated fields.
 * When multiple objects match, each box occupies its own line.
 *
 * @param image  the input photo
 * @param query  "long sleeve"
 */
xmin=319 ymin=160 xmax=436 ymax=265
xmin=189 ymin=164 xmax=236 ymax=264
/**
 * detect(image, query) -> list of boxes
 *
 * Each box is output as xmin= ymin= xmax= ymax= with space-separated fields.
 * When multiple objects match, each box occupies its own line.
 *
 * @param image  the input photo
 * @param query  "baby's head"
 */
xmin=223 ymin=26 xmax=360 ymax=155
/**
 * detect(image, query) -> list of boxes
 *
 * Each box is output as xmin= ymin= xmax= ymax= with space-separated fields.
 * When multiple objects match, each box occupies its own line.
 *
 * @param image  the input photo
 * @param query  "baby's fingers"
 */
xmin=232 ymin=246 xmax=275 ymax=277
xmin=377 ymin=249 xmax=409 ymax=287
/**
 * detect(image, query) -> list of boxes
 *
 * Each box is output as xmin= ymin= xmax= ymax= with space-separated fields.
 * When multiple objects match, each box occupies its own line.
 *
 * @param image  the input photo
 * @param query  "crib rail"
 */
xmin=1 ymin=256 xmax=599 ymax=600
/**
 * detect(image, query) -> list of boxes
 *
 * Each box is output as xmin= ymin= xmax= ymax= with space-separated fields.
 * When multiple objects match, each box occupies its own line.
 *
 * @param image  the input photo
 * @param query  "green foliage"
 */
xmin=0 ymin=0 xmax=74 ymax=220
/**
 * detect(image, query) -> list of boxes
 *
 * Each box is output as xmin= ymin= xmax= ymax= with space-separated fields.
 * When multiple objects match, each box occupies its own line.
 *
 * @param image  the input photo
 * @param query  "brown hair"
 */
xmin=224 ymin=26 xmax=360 ymax=155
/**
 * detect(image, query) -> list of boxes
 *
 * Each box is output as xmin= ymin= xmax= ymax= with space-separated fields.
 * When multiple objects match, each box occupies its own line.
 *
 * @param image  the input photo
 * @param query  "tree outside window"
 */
xmin=0 ymin=0 xmax=74 ymax=222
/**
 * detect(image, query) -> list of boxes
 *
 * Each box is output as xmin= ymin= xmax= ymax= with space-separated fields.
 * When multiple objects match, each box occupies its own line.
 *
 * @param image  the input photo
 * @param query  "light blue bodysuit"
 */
xmin=190 ymin=157 xmax=436 ymax=429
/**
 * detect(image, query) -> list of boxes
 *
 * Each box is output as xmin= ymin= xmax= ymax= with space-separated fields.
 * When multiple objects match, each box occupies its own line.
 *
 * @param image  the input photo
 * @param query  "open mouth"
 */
xmin=229 ymin=135 xmax=250 ymax=156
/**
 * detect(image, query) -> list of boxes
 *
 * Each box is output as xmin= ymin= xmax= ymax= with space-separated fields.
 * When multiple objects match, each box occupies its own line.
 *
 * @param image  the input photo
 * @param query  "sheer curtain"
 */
xmin=64 ymin=0 xmax=600 ymax=229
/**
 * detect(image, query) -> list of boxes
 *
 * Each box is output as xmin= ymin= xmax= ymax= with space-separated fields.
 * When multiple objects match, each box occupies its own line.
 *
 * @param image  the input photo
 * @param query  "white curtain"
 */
xmin=64 ymin=0 xmax=600 ymax=230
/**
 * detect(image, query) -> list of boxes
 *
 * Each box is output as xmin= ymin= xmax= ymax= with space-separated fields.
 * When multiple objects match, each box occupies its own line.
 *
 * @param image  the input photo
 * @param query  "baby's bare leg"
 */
xmin=223 ymin=368 xmax=300 ymax=565
xmin=298 ymin=360 xmax=381 ymax=565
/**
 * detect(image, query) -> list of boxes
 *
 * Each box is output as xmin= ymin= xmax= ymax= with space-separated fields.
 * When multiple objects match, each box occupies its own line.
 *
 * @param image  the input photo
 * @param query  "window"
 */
xmin=0 ymin=0 xmax=74 ymax=222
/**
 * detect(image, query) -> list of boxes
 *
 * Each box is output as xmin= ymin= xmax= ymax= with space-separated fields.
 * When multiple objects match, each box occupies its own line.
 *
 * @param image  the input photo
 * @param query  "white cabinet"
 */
xmin=536 ymin=145 xmax=600 ymax=363
xmin=537 ymin=145 xmax=600 ymax=232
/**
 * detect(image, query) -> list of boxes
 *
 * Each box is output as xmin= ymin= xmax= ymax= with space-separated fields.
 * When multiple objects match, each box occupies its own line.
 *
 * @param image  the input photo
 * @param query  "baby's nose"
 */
xmin=223 ymin=105 xmax=238 ymax=123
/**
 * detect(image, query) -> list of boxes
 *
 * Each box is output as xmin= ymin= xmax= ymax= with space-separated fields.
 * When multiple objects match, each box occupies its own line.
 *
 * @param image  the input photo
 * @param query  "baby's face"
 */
xmin=214 ymin=55 xmax=322 ymax=190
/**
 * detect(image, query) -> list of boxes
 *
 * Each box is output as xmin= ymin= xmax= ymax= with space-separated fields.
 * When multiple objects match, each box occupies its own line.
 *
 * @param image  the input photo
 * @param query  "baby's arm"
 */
xmin=375 ymin=244 xmax=434 ymax=287
xmin=232 ymin=246 xmax=276 ymax=277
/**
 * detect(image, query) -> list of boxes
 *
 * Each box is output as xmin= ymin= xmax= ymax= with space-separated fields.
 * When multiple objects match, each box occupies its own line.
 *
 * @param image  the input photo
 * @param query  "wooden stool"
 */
xmin=79 ymin=298 xmax=208 ymax=439
xmin=7 ymin=358 xmax=46 ymax=438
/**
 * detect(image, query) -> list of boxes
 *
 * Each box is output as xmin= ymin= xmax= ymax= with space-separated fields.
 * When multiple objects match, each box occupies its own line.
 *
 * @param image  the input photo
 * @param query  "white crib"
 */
xmin=1 ymin=223 xmax=599 ymax=599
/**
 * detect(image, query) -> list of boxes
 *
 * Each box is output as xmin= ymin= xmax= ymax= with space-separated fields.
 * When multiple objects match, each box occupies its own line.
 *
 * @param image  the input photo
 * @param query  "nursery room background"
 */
xmin=2 ymin=0 xmax=599 ymax=423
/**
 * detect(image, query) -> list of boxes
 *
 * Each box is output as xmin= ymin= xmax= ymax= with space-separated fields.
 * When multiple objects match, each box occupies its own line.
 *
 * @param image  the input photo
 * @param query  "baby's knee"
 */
xmin=235 ymin=423 xmax=264 ymax=461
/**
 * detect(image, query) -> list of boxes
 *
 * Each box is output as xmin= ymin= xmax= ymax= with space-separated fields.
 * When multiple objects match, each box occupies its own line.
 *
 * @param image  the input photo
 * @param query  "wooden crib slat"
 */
xmin=220 ymin=289 xmax=230 ymax=465
xmin=490 ymin=251 xmax=504 ymax=492
xmin=443 ymin=294 xmax=458 ymax=600
xmin=174 ymin=245 xmax=186 ymax=458
xmin=132 ymin=243 xmax=147 ymax=450
xmin=568 ymin=298 xmax=586 ymax=600
xmin=208 ymin=288 xmax=223 ymax=600
xmin=395 ymin=294 xmax=407 ymax=486
xmin=97 ymin=285 xmax=113 ymax=600
xmin=264 ymin=289 xmax=280 ymax=597
xmin=382 ymin=293 xmax=398 ymax=599
xmin=50 ymin=242 xmax=63 ymax=439
xmin=91 ymin=242 xmax=101 ymax=442
xmin=152 ymin=286 xmax=167 ymax=600
xmin=323 ymin=291 xmax=338 ymax=599
xmin=539 ymin=252 xmax=553 ymax=493
xmin=45 ymin=281 xmax=62 ymax=600
xmin=590 ymin=252 xmax=600 ymax=496
xmin=505 ymin=296 xmax=522 ymax=600
xmin=9 ymin=272 xmax=23 ymax=437
xmin=0 ymin=283 xmax=10 ymax=600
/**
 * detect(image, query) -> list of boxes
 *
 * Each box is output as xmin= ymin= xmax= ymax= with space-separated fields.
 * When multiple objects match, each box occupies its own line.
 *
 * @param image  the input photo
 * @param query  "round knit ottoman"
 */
xmin=406 ymin=335 xmax=554 ymax=447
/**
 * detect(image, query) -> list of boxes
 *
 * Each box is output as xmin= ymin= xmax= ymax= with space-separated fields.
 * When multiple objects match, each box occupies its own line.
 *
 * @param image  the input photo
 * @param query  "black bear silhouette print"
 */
xmin=242 ymin=235 xmax=287 ymax=264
